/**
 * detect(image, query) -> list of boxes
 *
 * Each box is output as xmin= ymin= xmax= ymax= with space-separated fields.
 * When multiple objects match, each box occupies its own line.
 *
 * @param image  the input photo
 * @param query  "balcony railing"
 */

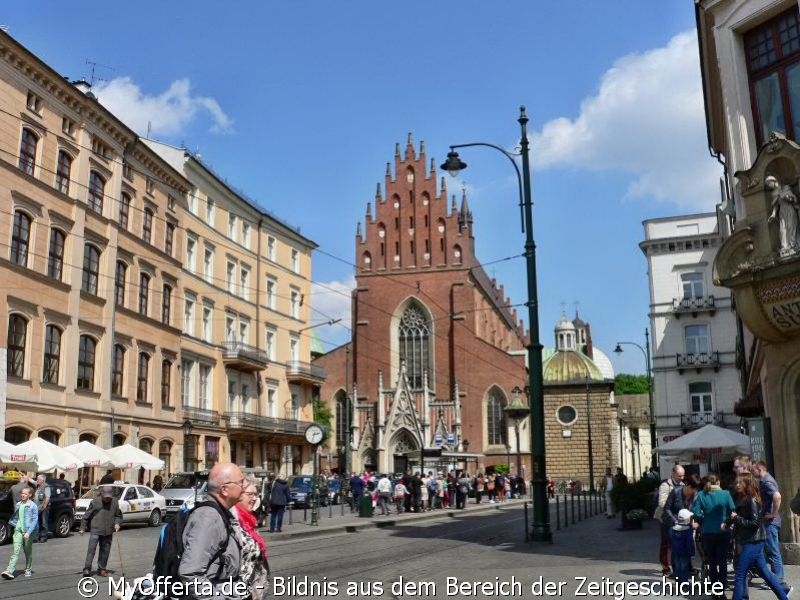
xmin=680 ymin=411 xmax=726 ymax=428
xmin=223 ymin=411 xmax=307 ymax=435
xmin=222 ymin=341 xmax=269 ymax=371
xmin=182 ymin=405 xmax=221 ymax=425
xmin=286 ymin=360 xmax=326 ymax=384
xmin=676 ymin=351 xmax=720 ymax=373
xmin=672 ymin=295 xmax=716 ymax=317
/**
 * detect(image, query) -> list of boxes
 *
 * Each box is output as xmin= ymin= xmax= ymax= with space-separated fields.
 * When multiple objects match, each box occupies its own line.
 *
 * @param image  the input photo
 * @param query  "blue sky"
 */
xmin=4 ymin=2 xmax=719 ymax=376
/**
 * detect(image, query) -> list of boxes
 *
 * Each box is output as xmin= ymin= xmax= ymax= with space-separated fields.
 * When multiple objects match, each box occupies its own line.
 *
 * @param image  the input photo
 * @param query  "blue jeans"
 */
xmin=269 ymin=505 xmax=285 ymax=532
xmin=672 ymin=553 xmax=692 ymax=584
xmin=733 ymin=541 xmax=788 ymax=600
xmin=763 ymin=522 xmax=785 ymax=584
xmin=702 ymin=531 xmax=731 ymax=590
xmin=38 ymin=509 xmax=49 ymax=541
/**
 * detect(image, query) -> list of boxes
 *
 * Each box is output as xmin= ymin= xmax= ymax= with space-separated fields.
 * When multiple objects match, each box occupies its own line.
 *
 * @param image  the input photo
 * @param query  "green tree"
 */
xmin=614 ymin=373 xmax=649 ymax=395
xmin=312 ymin=396 xmax=333 ymax=446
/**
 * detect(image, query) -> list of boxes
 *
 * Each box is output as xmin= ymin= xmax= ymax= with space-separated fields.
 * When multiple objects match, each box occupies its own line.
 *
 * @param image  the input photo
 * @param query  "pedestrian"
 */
xmin=669 ymin=508 xmax=695 ymax=584
xmin=662 ymin=474 xmax=701 ymax=576
xmin=10 ymin=475 xmax=32 ymax=505
xmin=349 ymin=472 xmax=365 ymax=513
xmin=233 ymin=480 xmax=269 ymax=600
xmin=33 ymin=475 xmax=50 ymax=543
xmin=654 ymin=464 xmax=685 ymax=576
xmin=457 ymin=472 xmax=470 ymax=509
xmin=725 ymin=474 xmax=789 ymax=600
xmin=79 ymin=485 xmax=122 ymax=577
xmin=2 ymin=486 xmax=38 ymax=579
xmin=752 ymin=460 xmax=792 ymax=595
xmin=474 ymin=473 xmax=484 ymax=504
xmin=99 ymin=470 xmax=115 ymax=485
xmin=376 ymin=474 xmax=392 ymax=516
xmin=393 ymin=480 xmax=408 ymax=514
xmin=268 ymin=475 xmax=290 ymax=533
xmin=410 ymin=472 xmax=422 ymax=513
xmin=604 ymin=468 xmax=615 ymax=517
xmin=419 ymin=474 xmax=429 ymax=512
xmin=179 ymin=463 xmax=243 ymax=596
xmin=614 ymin=467 xmax=628 ymax=487
xmin=152 ymin=474 xmax=163 ymax=492
xmin=692 ymin=473 xmax=735 ymax=594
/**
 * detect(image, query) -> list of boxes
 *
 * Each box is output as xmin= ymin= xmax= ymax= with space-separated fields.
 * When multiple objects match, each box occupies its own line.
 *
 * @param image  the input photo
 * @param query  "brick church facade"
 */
xmin=313 ymin=136 xmax=531 ymax=475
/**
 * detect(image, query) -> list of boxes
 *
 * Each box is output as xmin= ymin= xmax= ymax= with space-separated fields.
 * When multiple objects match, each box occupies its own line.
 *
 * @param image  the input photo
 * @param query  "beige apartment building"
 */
xmin=0 ymin=31 xmax=321 ymax=481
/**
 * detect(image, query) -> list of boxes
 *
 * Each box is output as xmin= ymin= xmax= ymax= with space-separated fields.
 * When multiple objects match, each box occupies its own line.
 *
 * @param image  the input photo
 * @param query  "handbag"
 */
xmin=487 ymin=482 xmax=495 ymax=492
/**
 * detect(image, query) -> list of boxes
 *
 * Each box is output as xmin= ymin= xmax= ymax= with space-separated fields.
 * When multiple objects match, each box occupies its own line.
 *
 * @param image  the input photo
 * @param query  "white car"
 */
xmin=75 ymin=484 xmax=165 ymax=528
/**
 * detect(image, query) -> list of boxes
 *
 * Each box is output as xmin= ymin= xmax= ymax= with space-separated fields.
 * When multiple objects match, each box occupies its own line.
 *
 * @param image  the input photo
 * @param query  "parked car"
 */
xmin=288 ymin=475 xmax=329 ymax=508
xmin=159 ymin=471 xmax=209 ymax=519
xmin=0 ymin=477 xmax=75 ymax=544
xmin=75 ymin=484 xmax=165 ymax=528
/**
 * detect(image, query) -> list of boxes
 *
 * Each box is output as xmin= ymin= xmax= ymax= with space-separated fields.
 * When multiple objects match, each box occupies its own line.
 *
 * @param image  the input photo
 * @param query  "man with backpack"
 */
xmin=178 ymin=462 xmax=244 ymax=600
xmin=653 ymin=464 xmax=685 ymax=576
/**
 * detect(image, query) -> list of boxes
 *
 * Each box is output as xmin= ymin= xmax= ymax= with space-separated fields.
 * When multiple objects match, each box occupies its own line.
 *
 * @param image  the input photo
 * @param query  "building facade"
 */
xmin=640 ymin=213 xmax=741 ymax=476
xmin=0 ymin=31 xmax=321 ymax=480
xmin=696 ymin=0 xmax=800 ymax=562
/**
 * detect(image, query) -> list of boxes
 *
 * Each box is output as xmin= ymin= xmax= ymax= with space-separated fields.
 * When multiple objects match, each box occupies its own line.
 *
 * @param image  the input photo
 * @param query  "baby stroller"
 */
xmin=694 ymin=529 xmax=710 ymax=581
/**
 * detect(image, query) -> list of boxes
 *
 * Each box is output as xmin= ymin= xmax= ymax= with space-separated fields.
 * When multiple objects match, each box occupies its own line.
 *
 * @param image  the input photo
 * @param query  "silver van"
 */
xmin=160 ymin=471 xmax=209 ymax=518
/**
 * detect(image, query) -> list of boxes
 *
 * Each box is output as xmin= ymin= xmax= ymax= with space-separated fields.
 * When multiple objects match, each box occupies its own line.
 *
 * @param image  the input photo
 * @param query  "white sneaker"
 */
xmin=24 ymin=570 xmax=32 ymax=577
xmin=1 ymin=571 xmax=14 ymax=580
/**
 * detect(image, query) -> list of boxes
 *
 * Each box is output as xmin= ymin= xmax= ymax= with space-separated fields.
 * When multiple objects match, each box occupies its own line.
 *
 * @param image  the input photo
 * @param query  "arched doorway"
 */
xmin=159 ymin=440 xmax=172 ymax=477
xmin=390 ymin=429 xmax=419 ymax=474
xmin=79 ymin=432 xmax=99 ymax=490
xmin=138 ymin=438 xmax=154 ymax=484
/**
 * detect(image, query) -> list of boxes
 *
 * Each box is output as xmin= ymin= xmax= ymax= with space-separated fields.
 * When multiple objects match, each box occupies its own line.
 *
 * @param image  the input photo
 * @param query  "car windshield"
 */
xmin=81 ymin=486 xmax=124 ymax=500
xmin=290 ymin=476 xmax=313 ymax=489
xmin=164 ymin=474 xmax=196 ymax=489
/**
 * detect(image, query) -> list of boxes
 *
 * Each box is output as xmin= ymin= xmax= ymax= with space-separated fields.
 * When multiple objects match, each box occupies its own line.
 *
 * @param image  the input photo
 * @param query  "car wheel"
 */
xmin=148 ymin=509 xmax=162 ymax=527
xmin=53 ymin=513 xmax=72 ymax=538
xmin=0 ymin=520 xmax=8 ymax=545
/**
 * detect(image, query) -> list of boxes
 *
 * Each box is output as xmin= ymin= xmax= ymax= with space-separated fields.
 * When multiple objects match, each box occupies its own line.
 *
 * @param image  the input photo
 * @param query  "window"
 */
xmin=290 ymin=334 xmax=299 ymax=362
xmin=689 ymin=382 xmax=713 ymax=414
xmin=487 ymin=389 xmax=507 ymax=445
xmin=161 ymin=360 xmax=172 ymax=407
xmin=228 ymin=379 xmax=236 ymax=411
xmin=92 ymin=137 xmax=111 ymax=159
xmin=398 ymin=303 xmax=431 ymax=389
xmin=225 ymin=316 xmax=235 ymax=343
xmin=62 ymin=116 xmax=76 ymax=137
xmin=88 ymin=171 xmax=105 ymax=214
xmin=685 ymin=324 xmax=710 ymax=355
xmin=47 ymin=228 xmax=66 ymax=280
xmin=267 ymin=388 xmax=277 ymax=417
xmin=265 ymin=326 xmax=276 ymax=361
xmin=335 ymin=391 xmax=350 ymax=449
xmin=267 ymin=236 xmax=276 ymax=261
xmin=10 ymin=210 xmax=31 ymax=266
xmin=240 ymin=266 xmax=250 ymax=300
xmin=7 ymin=315 xmax=27 ymax=378
xmin=56 ymin=150 xmax=72 ymax=195
xmin=146 ymin=177 xmax=155 ymax=195
xmin=239 ymin=321 xmax=249 ymax=344
xmin=681 ymin=272 xmax=704 ymax=300
xmin=291 ymin=248 xmax=299 ymax=272
xmin=139 ymin=273 xmax=150 ymax=316
xmin=227 ymin=262 xmax=236 ymax=294
xmin=202 ymin=305 xmax=212 ymax=342
xmin=18 ymin=128 xmax=37 ymax=175
xmin=203 ymin=248 xmax=214 ymax=283
xmin=242 ymin=222 xmax=250 ymax=248
xmin=557 ymin=405 xmax=578 ymax=425
xmin=291 ymin=394 xmax=299 ymax=420
xmin=188 ymin=188 xmax=198 ymax=215
xmin=181 ymin=360 xmax=193 ymax=406
xmin=112 ymin=344 xmax=125 ymax=396
xmin=228 ymin=214 xmax=237 ymax=241
xmin=82 ymin=244 xmax=100 ymax=295
xmin=119 ymin=193 xmax=131 ymax=230
xmin=77 ymin=335 xmax=96 ymax=391
xmin=122 ymin=159 xmax=132 ymax=180
xmin=114 ymin=262 xmax=127 ymax=307
xmin=142 ymin=208 xmax=153 ymax=244
xmin=162 ymin=284 xmax=172 ymax=325
xmin=42 ymin=324 xmax=62 ymax=384
xmin=199 ymin=365 xmax=211 ymax=409
xmin=266 ymin=277 xmax=276 ymax=310
xmin=186 ymin=235 xmax=197 ymax=272
xmin=165 ymin=222 xmax=175 ymax=256
xmin=206 ymin=198 xmax=215 ymax=226
xmin=184 ymin=294 xmax=196 ymax=336
xmin=137 ymin=353 xmax=150 ymax=403
xmin=26 ymin=91 xmax=41 ymax=113
xmin=746 ymin=7 xmax=800 ymax=144
xmin=290 ymin=289 xmax=300 ymax=318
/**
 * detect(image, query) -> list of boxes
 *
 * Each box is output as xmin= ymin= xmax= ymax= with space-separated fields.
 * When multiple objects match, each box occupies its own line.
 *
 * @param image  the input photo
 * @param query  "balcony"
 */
xmin=680 ymin=411 xmax=726 ymax=429
xmin=223 ymin=411 xmax=307 ymax=435
xmin=222 ymin=341 xmax=269 ymax=372
xmin=286 ymin=360 xmax=326 ymax=385
xmin=676 ymin=351 xmax=720 ymax=374
xmin=182 ymin=405 xmax=221 ymax=426
xmin=672 ymin=295 xmax=716 ymax=318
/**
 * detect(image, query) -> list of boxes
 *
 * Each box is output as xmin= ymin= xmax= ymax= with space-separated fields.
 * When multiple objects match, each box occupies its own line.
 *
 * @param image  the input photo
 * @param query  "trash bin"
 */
xmin=359 ymin=492 xmax=374 ymax=518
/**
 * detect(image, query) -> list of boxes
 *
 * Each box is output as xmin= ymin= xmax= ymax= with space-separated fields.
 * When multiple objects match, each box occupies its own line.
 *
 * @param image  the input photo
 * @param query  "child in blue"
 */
xmin=670 ymin=508 xmax=695 ymax=583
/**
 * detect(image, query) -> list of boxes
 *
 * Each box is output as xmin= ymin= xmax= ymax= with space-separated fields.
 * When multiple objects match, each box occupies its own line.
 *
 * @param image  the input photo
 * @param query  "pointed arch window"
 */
xmin=398 ymin=303 xmax=431 ymax=389
xmin=335 ymin=391 xmax=350 ymax=449
xmin=487 ymin=389 xmax=508 ymax=445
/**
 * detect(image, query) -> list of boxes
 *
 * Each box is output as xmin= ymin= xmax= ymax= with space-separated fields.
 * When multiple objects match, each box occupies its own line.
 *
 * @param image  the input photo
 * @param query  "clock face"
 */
xmin=305 ymin=424 xmax=324 ymax=445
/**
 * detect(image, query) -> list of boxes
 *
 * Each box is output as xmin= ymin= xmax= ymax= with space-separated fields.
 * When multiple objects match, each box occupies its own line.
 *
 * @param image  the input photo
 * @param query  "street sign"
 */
xmin=447 ymin=433 xmax=455 ymax=445
xmin=434 ymin=433 xmax=443 ymax=446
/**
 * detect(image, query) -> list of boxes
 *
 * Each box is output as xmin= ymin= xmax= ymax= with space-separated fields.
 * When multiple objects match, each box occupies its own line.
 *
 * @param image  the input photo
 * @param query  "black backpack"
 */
xmin=152 ymin=501 xmax=232 ymax=582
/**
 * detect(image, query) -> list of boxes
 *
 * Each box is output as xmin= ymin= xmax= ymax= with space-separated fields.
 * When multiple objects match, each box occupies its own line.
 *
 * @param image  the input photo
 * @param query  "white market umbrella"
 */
xmin=0 ymin=440 xmax=38 ymax=471
xmin=107 ymin=444 xmax=165 ymax=470
xmin=15 ymin=437 xmax=84 ymax=472
xmin=65 ymin=441 xmax=115 ymax=468
xmin=656 ymin=424 xmax=751 ymax=462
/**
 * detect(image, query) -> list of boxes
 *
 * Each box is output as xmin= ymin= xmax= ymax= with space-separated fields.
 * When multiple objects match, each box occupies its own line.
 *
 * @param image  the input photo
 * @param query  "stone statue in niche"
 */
xmin=766 ymin=175 xmax=800 ymax=257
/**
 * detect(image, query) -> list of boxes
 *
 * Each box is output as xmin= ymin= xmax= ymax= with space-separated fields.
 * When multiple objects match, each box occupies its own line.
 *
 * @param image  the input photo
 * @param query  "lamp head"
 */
xmin=613 ymin=343 xmax=623 ymax=355
xmin=182 ymin=419 xmax=193 ymax=436
xmin=441 ymin=149 xmax=467 ymax=177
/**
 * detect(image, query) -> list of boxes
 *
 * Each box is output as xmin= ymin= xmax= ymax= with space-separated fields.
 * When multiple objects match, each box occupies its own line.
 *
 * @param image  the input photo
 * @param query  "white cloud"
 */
xmin=94 ymin=77 xmax=233 ymax=137
xmin=309 ymin=276 xmax=355 ymax=350
xmin=532 ymin=31 xmax=720 ymax=208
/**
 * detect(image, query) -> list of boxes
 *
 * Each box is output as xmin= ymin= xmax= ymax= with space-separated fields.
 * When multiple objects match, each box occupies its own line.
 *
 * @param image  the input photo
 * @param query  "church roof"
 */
xmin=542 ymin=349 xmax=605 ymax=384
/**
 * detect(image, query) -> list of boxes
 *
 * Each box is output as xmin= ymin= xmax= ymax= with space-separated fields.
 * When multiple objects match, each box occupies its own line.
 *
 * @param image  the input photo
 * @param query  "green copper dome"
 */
xmin=542 ymin=350 xmax=605 ymax=384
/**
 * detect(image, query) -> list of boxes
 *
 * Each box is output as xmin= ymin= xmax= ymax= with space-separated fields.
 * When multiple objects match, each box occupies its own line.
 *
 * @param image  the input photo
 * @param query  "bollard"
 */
xmin=577 ymin=492 xmax=582 ymax=522
xmin=563 ymin=494 xmax=568 ymax=528
xmin=571 ymin=491 xmax=576 ymax=524
xmin=329 ymin=500 xmax=333 ymax=518
xmin=303 ymin=506 xmax=308 ymax=523
xmin=555 ymin=495 xmax=560 ymax=531
xmin=288 ymin=504 xmax=293 ymax=525
xmin=340 ymin=498 xmax=345 ymax=516
xmin=584 ymin=492 xmax=588 ymax=520
xmin=524 ymin=501 xmax=530 ymax=542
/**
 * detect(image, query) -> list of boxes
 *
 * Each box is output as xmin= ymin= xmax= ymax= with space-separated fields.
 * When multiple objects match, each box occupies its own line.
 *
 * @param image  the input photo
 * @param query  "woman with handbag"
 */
xmin=725 ymin=475 xmax=788 ymax=600
xmin=234 ymin=480 xmax=270 ymax=600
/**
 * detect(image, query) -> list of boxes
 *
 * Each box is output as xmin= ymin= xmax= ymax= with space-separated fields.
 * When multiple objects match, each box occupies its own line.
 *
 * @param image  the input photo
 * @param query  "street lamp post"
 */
xmin=614 ymin=328 xmax=657 ymax=469
xmin=442 ymin=106 xmax=551 ymax=542
xmin=505 ymin=386 xmax=529 ymax=479
xmin=585 ymin=377 xmax=595 ymax=492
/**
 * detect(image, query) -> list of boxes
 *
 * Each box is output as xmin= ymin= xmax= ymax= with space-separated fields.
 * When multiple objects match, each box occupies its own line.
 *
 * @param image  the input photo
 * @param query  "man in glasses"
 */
xmin=179 ymin=462 xmax=244 ymax=600
xmin=654 ymin=464 xmax=685 ymax=576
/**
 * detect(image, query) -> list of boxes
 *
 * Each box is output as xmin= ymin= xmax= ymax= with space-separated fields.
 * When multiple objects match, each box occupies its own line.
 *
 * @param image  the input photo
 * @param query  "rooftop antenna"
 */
xmin=0 ymin=25 xmax=9 ymax=32
xmin=147 ymin=121 xmax=152 ymax=138
xmin=86 ymin=59 xmax=114 ymax=86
